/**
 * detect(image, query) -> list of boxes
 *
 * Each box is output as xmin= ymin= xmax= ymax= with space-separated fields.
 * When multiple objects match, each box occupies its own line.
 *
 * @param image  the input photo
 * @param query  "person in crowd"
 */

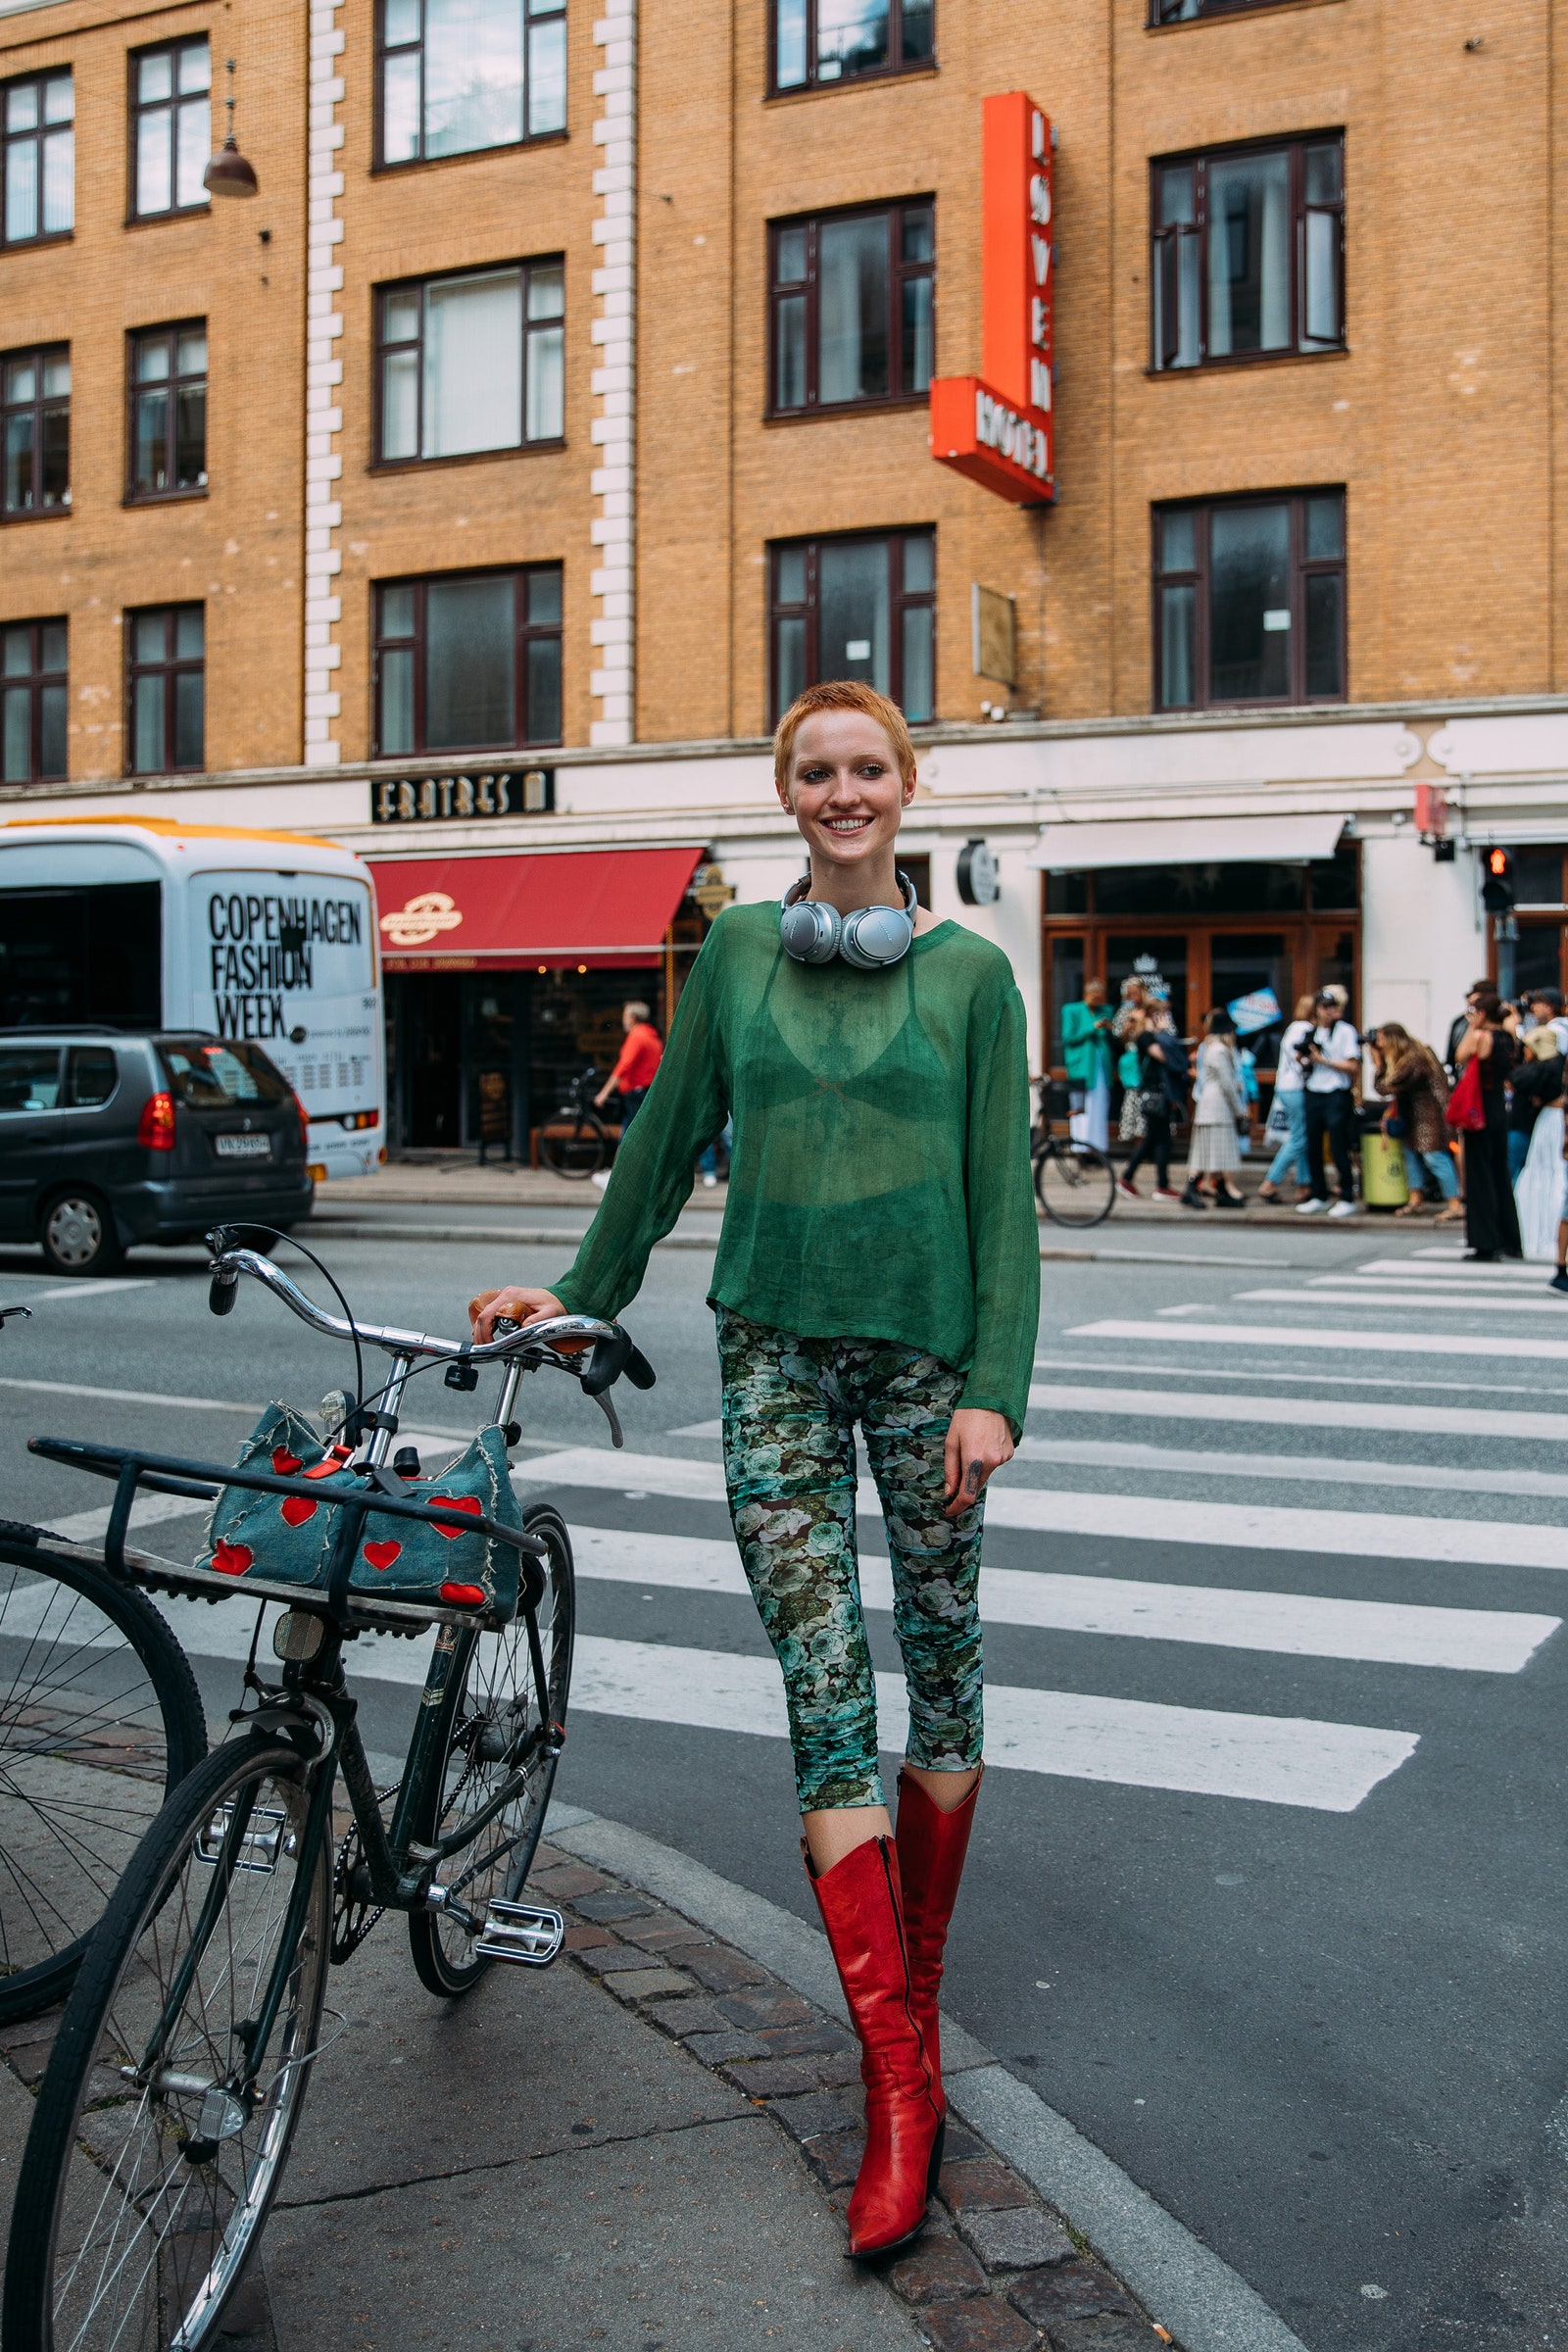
xmin=1446 ymin=981 xmax=1491 ymax=1073
xmin=468 ymin=678 xmax=1037 ymax=2262
xmin=1062 ymin=979 xmax=1116 ymax=1152
xmin=1527 ymin=986 xmax=1568 ymax=1057
xmin=1257 ymin=992 xmax=1316 ymax=1204
xmin=591 ymin=999 xmax=665 ymax=1190
xmin=1113 ymin=979 xmax=1150 ymax=1155
xmin=1506 ymin=1023 xmax=1565 ymax=1184
xmin=1183 ymin=1007 xmax=1248 ymax=1209
xmin=1553 ymin=1113 xmax=1568 ymax=1296
xmin=1513 ymin=1031 xmax=1566 ymax=1261
xmin=1370 ymin=1023 xmax=1457 ymax=1219
xmin=1118 ymin=992 xmax=1186 ymax=1202
xmin=1454 ymin=990 xmax=1523 ymax=1259
xmin=1297 ymin=991 xmax=1361 ymax=1218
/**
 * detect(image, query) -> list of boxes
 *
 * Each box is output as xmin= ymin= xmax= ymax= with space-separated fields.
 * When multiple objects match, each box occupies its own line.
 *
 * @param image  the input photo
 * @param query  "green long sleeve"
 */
xmin=957 ymin=981 xmax=1041 ymax=1434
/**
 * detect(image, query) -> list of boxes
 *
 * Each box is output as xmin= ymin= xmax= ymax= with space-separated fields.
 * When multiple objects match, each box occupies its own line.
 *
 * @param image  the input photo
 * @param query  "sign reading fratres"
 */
xmin=930 ymin=91 xmax=1055 ymax=506
xmin=369 ymin=770 xmax=554 ymax=824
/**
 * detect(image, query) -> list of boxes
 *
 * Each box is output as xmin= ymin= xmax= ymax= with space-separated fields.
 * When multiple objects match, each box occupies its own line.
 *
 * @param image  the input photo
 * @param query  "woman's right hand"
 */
xmin=468 ymin=1286 xmax=566 ymax=1342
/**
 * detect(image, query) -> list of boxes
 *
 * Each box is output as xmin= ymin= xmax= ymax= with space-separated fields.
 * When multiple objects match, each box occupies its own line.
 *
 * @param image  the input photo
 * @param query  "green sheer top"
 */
xmin=550 ymin=902 xmax=1040 ymax=1437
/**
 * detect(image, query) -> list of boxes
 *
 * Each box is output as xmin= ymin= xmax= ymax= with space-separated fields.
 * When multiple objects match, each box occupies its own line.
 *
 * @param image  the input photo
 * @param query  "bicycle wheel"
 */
xmin=538 ymin=1115 xmax=606 ymax=1179
xmin=408 ymin=1503 xmax=575 ymax=1998
xmin=1034 ymin=1139 xmax=1117 ymax=1229
xmin=0 ymin=1546 xmax=206 ymax=2023
xmin=4 ymin=1737 xmax=330 ymax=2352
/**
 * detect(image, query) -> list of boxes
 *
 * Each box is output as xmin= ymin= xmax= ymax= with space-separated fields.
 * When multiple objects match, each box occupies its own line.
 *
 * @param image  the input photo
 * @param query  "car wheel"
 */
xmin=39 ymin=1192 xmax=124 ymax=1278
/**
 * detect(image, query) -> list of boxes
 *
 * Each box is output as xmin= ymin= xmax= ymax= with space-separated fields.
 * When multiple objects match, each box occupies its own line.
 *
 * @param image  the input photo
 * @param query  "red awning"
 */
xmin=369 ymin=847 xmax=705 ymax=971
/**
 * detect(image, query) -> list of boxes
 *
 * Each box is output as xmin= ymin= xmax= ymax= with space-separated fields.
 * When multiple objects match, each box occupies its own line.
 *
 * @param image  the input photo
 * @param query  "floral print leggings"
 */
xmin=716 ymin=1307 xmax=986 ymax=1813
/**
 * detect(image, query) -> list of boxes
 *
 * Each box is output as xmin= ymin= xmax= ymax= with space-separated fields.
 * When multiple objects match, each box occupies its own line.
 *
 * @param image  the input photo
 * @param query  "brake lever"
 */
xmin=591 ymin=1387 xmax=625 ymax=1449
xmin=0 ymin=1306 xmax=32 ymax=1331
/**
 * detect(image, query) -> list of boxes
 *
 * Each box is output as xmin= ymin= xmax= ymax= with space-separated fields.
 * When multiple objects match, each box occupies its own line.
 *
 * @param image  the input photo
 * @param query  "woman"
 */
xmin=1370 ymin=1023 xmax=1456 ymax=1220
xmin=1506 ymin=1023 xmax=1565 ymax=1185
xmin=1256 ymin=994 xmax=1315 ymax=1204
xmin=1453 ymin=992 xmax=1523 ymax=1259
xmin=1183 ymin=1007 xmax=1248 ymax=1209
xmin=469 ymin=680 xmax=1038 ymax=2260
xmin=1118 ymin=994 xmax=1184 ymax=1202
xmin=1512 ymin=1028 xmax=1567 ymax=1260
xmin=1062 ymin=980 xmax=1115 ymax=1152
xmin=1113 ymin=979 xmax=1150 ymax=1153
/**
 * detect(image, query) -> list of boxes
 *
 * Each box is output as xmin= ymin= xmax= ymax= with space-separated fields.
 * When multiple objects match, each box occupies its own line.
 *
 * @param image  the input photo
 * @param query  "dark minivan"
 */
xmin=0 ymin=1028 xmax=313 ymax=1275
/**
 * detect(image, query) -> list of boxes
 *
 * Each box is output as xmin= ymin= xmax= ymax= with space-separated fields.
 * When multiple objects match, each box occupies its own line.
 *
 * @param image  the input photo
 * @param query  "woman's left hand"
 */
xmin=943 ymin=1408 xmax=1014 ymax=1519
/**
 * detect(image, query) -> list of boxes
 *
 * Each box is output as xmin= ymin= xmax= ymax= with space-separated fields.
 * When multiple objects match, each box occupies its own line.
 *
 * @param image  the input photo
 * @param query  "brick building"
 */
xmin=4 ymin=0 xmax=1567 ymax=1154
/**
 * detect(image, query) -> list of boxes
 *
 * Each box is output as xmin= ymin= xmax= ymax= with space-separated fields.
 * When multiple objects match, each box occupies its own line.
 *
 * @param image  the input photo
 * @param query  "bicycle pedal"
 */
xmin=474 ymin=1899 xmax=564 ymax=1967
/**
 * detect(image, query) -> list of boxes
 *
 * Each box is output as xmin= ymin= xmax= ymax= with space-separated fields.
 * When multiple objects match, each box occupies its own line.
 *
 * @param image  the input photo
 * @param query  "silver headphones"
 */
xmin=779 ymin=870 xmax=918 ymax=969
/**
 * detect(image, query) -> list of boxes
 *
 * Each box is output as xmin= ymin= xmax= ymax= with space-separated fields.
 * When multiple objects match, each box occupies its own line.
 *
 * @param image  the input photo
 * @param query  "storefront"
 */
xmin=369 ymin=845 xmax=706 ymax=1155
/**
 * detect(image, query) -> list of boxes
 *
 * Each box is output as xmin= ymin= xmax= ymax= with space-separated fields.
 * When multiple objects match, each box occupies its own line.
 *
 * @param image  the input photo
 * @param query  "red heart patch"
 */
xmin=212 ymin=1539 xmax=253 ymax=1577
xmin=429 ymin=1494 xmax=482 ymax=1541
xmin=362 ymin=1540 xmax=402 ymax=1572
xmin=280 ymin=1495 xmax=318 ymax=1528
xmin=439 ymin=1582 xmax=486 ymax=1607
xmin=271 ymin=1447 xmax=304 ymax=1476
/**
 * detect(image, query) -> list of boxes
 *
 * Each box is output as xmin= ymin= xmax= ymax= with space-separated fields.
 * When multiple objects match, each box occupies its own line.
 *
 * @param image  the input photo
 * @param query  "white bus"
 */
xmin=0 ymin=815 xmax=384 ymax=1183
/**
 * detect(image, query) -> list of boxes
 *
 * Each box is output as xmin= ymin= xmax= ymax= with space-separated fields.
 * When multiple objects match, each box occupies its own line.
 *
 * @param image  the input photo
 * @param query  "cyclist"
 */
xmin=470 ymin=678 xmax=1038 ymax=2261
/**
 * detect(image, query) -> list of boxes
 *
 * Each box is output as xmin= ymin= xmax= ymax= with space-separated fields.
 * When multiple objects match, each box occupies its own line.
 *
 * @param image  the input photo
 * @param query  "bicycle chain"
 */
xmin=330 ymin=1788 xmax=398 ymax=1965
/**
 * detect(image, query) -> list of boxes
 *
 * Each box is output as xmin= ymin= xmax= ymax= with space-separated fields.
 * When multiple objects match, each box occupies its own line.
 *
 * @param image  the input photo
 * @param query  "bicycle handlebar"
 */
xmin=205 ymin=1246 xmax=619 ymax=1366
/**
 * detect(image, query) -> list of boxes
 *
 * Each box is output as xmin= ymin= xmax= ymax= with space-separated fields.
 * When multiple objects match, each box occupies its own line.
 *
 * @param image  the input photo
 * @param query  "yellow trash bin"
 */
xmin=1360 ymin=1130 xmax=1410 ymax=1208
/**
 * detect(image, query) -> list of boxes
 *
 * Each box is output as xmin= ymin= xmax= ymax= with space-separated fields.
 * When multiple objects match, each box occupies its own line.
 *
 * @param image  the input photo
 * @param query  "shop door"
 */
xmin=1206 ymin=932 xmax=1292 ymax=1078
xmin=465 ymin=977 xmax=527 ymax=1160
xmin=1104 ymin=936 xmax=1191 ymax=1036
xmin=402 ymin=974 xmax=463 ymax=1148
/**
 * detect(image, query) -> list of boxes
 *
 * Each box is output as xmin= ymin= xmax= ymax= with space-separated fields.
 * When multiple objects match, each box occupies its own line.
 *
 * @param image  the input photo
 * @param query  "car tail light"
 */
xmin=137 ymin=1091 xmax=176 ymax=1151
xmin=294 ymin=1094 xmax=310 ymax=1150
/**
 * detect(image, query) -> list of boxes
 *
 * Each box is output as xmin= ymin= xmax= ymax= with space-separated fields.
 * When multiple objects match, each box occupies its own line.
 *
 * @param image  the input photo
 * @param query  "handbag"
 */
xmin=197 ymin=1402 xmax=526 ymax=1614
xmin=1264 ymin=1093 xmax=1292 ymax=1138
xmin=1445 ymin=1056 xmax=1486 ymax=1132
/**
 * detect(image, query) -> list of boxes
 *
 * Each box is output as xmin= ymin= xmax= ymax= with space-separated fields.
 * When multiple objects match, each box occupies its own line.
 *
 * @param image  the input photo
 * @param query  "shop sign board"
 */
xmin=370 ymin=768 xmax=554 ymax=824
xmin=930 ymin=91 xmax=1054 ymax=507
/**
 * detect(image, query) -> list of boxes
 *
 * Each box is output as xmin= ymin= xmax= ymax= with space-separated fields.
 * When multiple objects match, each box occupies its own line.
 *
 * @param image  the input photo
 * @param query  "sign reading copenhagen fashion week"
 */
xmin=929 ymin=91 xmax=1055 ymax=507
xmin=368 ymin=769 xmax=555 ymax=824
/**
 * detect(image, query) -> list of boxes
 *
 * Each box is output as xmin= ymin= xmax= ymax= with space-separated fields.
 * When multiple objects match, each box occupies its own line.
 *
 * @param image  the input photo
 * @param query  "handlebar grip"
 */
xmin=208 ymin=1264 xmax=239 ymax=1317
xmin=622 ymin=1339 xmax=656 ymax=1391
xmin=581 ymin=1326 xmax=631 ymax=1397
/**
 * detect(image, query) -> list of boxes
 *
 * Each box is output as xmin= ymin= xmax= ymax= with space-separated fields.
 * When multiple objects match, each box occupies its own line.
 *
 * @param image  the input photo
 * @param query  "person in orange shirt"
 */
xmin=595 ymin=1000 xmax=662 ymax=1133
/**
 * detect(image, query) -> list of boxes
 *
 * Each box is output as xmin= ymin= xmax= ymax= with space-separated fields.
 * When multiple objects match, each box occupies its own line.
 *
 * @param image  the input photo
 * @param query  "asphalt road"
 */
xmin=2 ymin=1211 xmax=1566 ymax=2352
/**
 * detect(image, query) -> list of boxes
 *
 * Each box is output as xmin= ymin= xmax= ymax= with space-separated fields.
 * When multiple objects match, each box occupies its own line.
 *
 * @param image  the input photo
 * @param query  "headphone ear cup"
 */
xmin=839 ymin=905 xmax=915 ymax=969
xmin=780 ymin=898 xmax=842 ymax=963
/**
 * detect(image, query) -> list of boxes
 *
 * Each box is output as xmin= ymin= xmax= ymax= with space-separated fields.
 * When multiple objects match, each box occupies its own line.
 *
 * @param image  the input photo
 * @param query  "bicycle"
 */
xmin=2 ymin=1241 xmax=654 ymax=2352
xmin=536 ymin=1065 xmax=612 ymax=1179
xmin=1032 ymin=1122 xmax=1117 ymax=1229
xmin=0 ymin=1305 xmax=207 ymax=2026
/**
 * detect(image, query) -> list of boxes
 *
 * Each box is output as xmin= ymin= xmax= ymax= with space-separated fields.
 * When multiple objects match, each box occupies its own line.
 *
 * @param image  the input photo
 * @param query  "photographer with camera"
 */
xmin=1296 ymin=992 xmax=1362 ymax=1218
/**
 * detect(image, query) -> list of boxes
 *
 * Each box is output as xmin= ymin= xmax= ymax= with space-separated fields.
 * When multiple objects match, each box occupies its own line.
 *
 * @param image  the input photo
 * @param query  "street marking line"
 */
xmin=1348 ymin=1258 xmax=1550 ymax=1284
xmin=667 ymin=1419 xmax=722 ymax=1439
xmin=1069 ymin=1317 xmax=1568 ymax=1363
xmin=1028 ymin=1380 xmax=1568 ymax=1443
xmin=565 ymin=1523 xmax=1558 ymax=1671
xmin=1240 ymin=1286 xmax=1568 ymax=1317
xmin=1017 ymin=1432 xmax=1568 ymax=1503
xmin=566 ymin=1636 xmax=1417 ymax=1812
xmin=1035 ymin=1353 xmax=1568 ymax=1401
xmin=4 ymin=1280 xmax=158 ymax=1304
xmin=0 ymin=1376 xmax=264 ymax=1413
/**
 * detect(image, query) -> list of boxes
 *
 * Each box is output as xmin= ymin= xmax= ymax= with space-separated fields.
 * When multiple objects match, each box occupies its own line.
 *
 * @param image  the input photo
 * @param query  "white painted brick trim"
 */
xmin=590 ymin=0 xmax=636 ymax=746
xmin=304 ymin=0 xmax=345 ymax=762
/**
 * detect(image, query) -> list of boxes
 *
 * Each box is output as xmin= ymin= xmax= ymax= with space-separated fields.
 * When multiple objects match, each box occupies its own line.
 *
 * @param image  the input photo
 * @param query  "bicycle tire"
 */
xmin=408 ymin=1503 xmax=575 ymax=1998
xmin=3 ymin=1735 xmax=330 ymax=2352
xmin=0 ymin=1549 xmax=207 ymax=2024
xmin=539 ymin=1114 xmax=607 ymax=1180
xmin=1034 ymin=1139 xmax=1118 ymax=1230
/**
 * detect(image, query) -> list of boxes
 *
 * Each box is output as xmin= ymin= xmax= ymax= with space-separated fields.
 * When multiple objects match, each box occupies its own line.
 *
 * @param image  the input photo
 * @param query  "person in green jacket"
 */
xmin=470 ymin=678 xmax=1038 ymax=2264
xmin=1060 ymin=980 xmax=1115 ymax=1152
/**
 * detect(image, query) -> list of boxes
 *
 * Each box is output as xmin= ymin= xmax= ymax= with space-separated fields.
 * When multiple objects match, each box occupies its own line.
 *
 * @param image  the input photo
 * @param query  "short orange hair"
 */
xmin=772 ymin=679 xmax=917 ymax=794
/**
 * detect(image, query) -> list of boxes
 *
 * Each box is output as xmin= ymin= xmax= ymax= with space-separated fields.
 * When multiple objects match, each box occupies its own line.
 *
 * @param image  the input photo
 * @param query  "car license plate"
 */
xmin=215 ymin=1132 xmax=272 ymax=1160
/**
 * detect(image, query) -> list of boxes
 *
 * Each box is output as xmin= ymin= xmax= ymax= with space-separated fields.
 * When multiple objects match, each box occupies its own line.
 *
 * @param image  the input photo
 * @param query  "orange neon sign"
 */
xmin=929 ymin=91 xmax=1055 ymax=506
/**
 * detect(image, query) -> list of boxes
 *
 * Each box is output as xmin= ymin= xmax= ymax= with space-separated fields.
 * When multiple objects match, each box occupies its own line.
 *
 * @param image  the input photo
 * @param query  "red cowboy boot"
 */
xmin=895 ymin=1767 xmax=981 ymax=2115
xmin=808 ymin=1835 xmax=944 ymax=2258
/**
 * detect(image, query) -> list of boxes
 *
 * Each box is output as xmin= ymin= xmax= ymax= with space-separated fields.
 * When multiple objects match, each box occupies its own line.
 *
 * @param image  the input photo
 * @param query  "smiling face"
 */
xmin=776 ymin=708 xmax=913 ymax=882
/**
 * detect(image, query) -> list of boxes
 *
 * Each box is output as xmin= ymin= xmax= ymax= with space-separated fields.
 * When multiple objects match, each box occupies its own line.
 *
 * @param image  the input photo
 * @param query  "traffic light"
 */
xmin=1481 ymin=847 xmax=1516 ymax=914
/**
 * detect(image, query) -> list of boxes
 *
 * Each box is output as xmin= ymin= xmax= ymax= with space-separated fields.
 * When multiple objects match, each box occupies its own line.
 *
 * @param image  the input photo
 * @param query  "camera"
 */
xmin=1294 ymin=1039 xmax=1317 ymax=1067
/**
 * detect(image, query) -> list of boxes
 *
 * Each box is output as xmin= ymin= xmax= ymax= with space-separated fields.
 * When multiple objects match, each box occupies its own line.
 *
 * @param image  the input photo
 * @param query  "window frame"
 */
xmin=767 ymin=199 xmax=934 ymax=419
xmin=1149 ymin=0 xmax=1315 ymax=22
xmin=124 ymin=602 xmax=205 ymax=776
xmin=1 ymin=342 xmax=71 ymax=522
xmin=1150 ymin=130 xmax=1346 ymax=374
xmin=372 ymin=258 xmax=566 ymax=467
xmin=127 ymin=37 xmax=212 ymax=222
xmin=372 ymin=564 xmax=564 ymax=756
xmin=768 ymin=528 xmax=935 ymax=728
xmin=1 ymin=68 xmax=74 ymax=248
xmin=125 ymin=318 xmax=209 ymax=503
xmin=1152 ymin=489 xmax=1348 ymax=713
xmin=2 ymin=616 xmax=68 ymax=784
xmin=768 ymin=0 xmax=936 ymax=98
xmin=372 ymin=0 xmax=568 ymax=172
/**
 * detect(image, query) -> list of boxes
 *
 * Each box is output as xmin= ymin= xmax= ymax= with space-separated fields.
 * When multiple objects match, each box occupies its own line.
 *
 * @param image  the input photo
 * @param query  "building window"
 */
xmin=773 ymin=0 xmax=933 ymax=93
xmin=128 ymin=323 xmax=207 ymax=498
xmin=770 ymin=203 xmax=933 ymax=415
xmin=2 ymin=619 xmax=67 ymax=783
xmin=1151 ymin=0 xmax=1302 ymax=20
xmin=127 ymin=605 xmax=204 ymax=773
xmin=130 ymin=40 xmax=211 ymax=218
xmin=374 ymin=567 xmax=563 ymax=754
xmin=1153 ymin=492 xmax=1346 ymax=710
xmin=1152 ymin=135 xmax=1344 ymax=370
xmin=378 ymin=0 xmax=566 ymax=166
xmin=3 ymin=71 xmax=73 ymax=243
xmin=376 ymin=262 xmax=564 ymax=462
xmin=770 ymin=530 xmax=934 ymax=726
xmin=2 ymin=346 xmax=70 ymax=518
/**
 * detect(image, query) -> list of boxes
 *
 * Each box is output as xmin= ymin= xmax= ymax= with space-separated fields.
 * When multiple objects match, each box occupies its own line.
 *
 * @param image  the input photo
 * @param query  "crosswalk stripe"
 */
xmin=1070 ymin=1317 xmax=1568 ymax=1363
xmin=1028 ymin=1382 xmax=1568 ymax=1444
xmin=568 ymin=1637 xmax=1417 ymax=1813
xmin=517 ymin=1446 xmax=1568 ymax=1571
xmin=566 ymin=1524 xmax=1557 ymax=1672
xmin=1239 ymin=1286 xmax=1568 ymax=1318
xmin=1015 ymin=1433 xmax=1568 ymax=1504
xmin=1353 ymin=1259 xmax=1550 ymax=1284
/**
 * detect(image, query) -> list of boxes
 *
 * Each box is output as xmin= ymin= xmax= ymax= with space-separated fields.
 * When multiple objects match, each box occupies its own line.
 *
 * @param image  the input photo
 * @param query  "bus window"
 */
xmin=0 ymin=882 xmax=161 ymax=1028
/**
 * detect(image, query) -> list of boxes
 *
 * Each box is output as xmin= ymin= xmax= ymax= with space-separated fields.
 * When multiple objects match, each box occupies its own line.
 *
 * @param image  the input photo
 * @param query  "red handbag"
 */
xmin=1445 ymin=1055 xmax=1485 ymax=1132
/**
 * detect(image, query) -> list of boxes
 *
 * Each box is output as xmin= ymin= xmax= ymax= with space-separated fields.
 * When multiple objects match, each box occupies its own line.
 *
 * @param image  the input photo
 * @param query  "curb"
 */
xmin=545 ymin=1804 xmax=1310 ymax=2352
